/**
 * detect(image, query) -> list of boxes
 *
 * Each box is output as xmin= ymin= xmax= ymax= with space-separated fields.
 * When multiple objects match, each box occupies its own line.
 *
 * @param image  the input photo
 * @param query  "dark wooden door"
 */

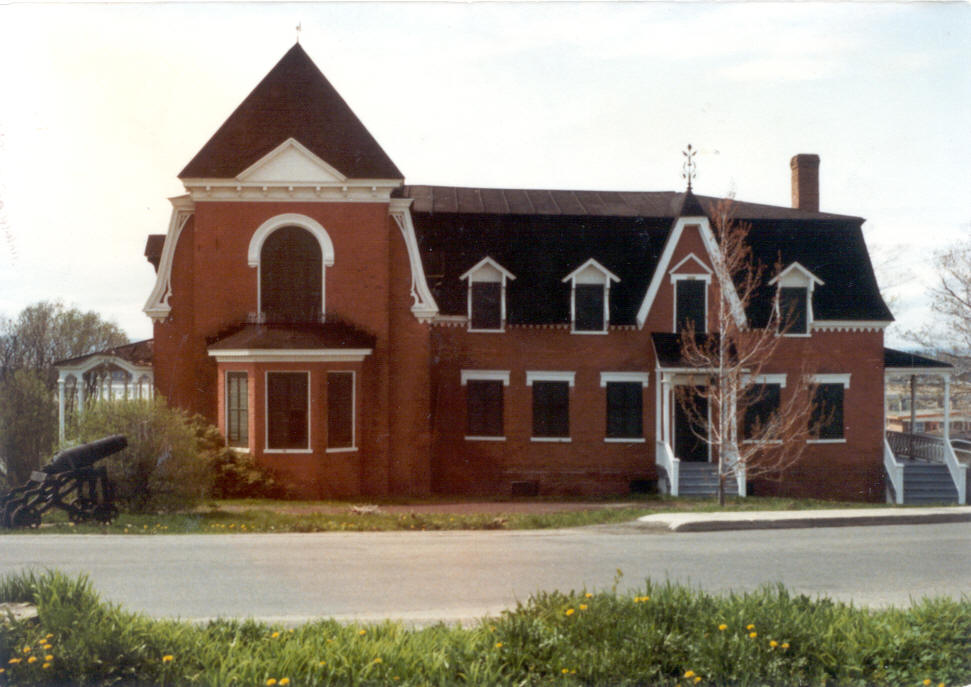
xmin=674 ymin=387 xmax=709 ymax=462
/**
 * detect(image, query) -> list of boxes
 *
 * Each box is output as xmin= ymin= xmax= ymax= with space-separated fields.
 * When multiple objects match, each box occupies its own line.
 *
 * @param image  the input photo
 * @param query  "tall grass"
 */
xmin=1 ymin=570 xmax=968 ymax=686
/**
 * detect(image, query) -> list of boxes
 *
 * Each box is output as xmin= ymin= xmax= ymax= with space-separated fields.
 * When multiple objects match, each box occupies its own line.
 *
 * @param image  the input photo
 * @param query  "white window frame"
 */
xmin=527 ymin=371 xmax=574 ymax=442
xmin=460 ymin=257 xmax=516 ymax=333
xmin=326 ymin=370 xmax=357 ymax=453
xmin=670 ymin=255 xmax=712 ymax=334
xmin=601 ymin=372 xmax=649 ymax=443
xmin=462 ymin=370 xmax=509 ymax=441
xmin=562 ymin=258 xmax=620 ymax=335
xmin=807 ymin=373 xmax=850 ymax=444
xmin=264 ymin=370 xmax=312 ymax=453
xmin=225 ymin=370 xmax=250 ymax=452
xmin=770 ymin=262 xmax=824 ymax=338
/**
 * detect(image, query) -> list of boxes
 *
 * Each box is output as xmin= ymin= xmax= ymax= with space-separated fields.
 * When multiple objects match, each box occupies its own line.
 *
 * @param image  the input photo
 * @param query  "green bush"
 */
xmin=73 ymin=399 xmax=211 ymax=513
xmin=208 ymin=448 xmax=287 ymax=499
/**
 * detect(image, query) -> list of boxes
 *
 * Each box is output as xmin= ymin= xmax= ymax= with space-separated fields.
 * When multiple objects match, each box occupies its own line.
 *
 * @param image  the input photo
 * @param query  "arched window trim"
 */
xmin=248 ymin=214 xmax=335 ymax=321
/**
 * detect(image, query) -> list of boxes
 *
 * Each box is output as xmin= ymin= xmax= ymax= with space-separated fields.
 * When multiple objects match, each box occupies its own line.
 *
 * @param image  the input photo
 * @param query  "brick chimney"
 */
xmin=790 ymin=154 xmax=820 ymax=212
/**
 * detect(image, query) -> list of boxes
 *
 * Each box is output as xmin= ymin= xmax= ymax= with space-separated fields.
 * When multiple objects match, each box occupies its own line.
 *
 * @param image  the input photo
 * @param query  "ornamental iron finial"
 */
xmin=296 ymin=22 xmax=302 ymax=43
xmin=682 ymin=144 xmax=697 ymax=192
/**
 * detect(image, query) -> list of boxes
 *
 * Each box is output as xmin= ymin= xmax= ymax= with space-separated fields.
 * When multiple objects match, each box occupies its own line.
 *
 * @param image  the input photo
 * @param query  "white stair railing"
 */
xmin=656 ymin=440 xmax=679 ymax=497
xmin=883 ymin=436 xmax=904 ymax=505
xmin=943 ymin=441 xmax=968 ymax=505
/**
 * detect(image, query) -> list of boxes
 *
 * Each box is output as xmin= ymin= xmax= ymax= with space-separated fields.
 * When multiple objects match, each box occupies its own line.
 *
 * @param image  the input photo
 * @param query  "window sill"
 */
xmin=781 ymin=333 xmax=811 ymax=338
xmin=326 ymin=447 xmax=358 ymax=453
xmin=571 ymin=329 xmax=608 ymax=335
xmin=468 ymin=328 xmax=505 ymax=334
xmin=264 ymin=448 xmax=313 ymax=454
xmin=742 ymin=439 xmax=783 ymax=445
xmin=465 ymin=436 xmax=506 ymax=442
xmin=807 ymin=438 xmax=846 ymax=444
xmin=531 ymin=437 xmax=571 ymax=443
xmin=604 ymin=437 xmax=645 ymax=443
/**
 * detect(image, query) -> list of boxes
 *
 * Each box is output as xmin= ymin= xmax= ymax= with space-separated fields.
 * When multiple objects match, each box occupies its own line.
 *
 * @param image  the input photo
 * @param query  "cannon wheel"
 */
xmin=10 ymin=505 xmax=41 ymax=529
xmin=93 ymin=504 xmax=117 ymax=525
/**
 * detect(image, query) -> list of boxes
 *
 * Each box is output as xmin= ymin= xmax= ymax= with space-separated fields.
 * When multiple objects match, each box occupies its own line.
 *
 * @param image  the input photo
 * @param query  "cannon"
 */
xmin=0 ymin=435 xmax=127 ymax=528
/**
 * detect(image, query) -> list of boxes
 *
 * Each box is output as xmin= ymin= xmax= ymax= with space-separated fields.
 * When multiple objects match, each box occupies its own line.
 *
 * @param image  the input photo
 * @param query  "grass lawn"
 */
xmin=1 ymin=570 xmax=968 ymax=686
xmin=0 ymin=496 xmax=894 ymax=535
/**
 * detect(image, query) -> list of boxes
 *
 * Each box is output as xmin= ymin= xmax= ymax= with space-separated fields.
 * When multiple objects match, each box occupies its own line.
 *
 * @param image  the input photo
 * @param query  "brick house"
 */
xmin=142 ymin=43 xmax=963 ymax=503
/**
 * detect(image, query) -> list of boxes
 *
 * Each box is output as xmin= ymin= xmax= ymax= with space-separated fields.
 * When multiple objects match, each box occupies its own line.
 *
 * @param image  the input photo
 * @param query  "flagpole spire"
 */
xmin=681 ymin=144 xmax=697 ymax=192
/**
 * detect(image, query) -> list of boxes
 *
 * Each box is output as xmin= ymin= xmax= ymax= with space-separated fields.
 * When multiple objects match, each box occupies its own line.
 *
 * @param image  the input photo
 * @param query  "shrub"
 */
xmin=73 ymin=399 xmax=211 ymax=513
xmin=208 ymin=448 xmax=287 ymax=499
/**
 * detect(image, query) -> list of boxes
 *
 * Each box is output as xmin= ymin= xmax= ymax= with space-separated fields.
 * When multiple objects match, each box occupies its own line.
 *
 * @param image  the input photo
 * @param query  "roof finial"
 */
xmin=296 ymin=22 xmax=302 ymax=44
xmin=681 ymin=143 xmax=697 ymax=192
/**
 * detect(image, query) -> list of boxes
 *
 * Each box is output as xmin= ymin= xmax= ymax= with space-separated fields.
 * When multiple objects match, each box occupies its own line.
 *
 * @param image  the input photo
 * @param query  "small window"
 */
xmin=675 ymin=279 xmax=706 ymax=333
xmin=742 ymin=383 xmax=781 ymax=439
xmin=327 ymin=372 xmax=354 ymax=450
xmin=267 ymin=372 xmax=309 ymax=450
xmin=533 ymin=381 xmax=570 ymax=438
xmin=575 ymin=284 xmax=605 ymax=332
xmin=226 ymin=372 xmax=248 ymax=448
xmin=811 ymin=383 xmax=844 ymax=440
xmin=606 ymin=382 xmax=643 ymax=439
xmin=467 ymin=380 xmax=504 ymax=437
xmin=779 ymin=287 xmax=808 ymax=334
xmin=470 ymin=282 xmax=502 ymax=330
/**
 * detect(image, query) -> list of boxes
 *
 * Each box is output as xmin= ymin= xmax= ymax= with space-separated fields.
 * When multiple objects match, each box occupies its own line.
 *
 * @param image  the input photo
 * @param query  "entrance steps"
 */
xmin=901 ymin=461 xmax=959 ymax=504
xmin=678 ymin=462 xmax=739 ymax=498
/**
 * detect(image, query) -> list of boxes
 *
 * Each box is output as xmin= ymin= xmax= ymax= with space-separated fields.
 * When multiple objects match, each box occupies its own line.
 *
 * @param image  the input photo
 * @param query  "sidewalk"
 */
xmin=636 ymin=506 xmax=971 ymax=532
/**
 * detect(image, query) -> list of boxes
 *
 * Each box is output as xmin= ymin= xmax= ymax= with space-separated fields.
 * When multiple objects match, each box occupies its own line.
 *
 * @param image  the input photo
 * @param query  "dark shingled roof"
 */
xmin=884 ymin=348 xmax=953 ymax=370
xmin=407 ymin=186 xmax=891 ymax=326
xmin=145 ymin=234 xmax=165 ymax=272
xmin=180 ymin=44 xmax=402 ymax=180
xmin=55 ymin=340 xmax=154 ymax=367
xmin=208 ymin=323 xmax=376 ymax=351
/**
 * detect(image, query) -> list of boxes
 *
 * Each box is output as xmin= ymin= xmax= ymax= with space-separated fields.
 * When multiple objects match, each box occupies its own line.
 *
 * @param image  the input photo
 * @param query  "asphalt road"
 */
xmin=2 ymin=522 xmax=969 ymax=625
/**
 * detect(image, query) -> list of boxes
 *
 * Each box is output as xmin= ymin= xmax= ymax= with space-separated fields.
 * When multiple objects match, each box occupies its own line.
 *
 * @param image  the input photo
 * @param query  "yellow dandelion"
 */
xmin=8 ymin=658 xmax=21 ymax=665
xmin=42 ymin=644 xmax=52 ymax=651
xmin=579 ymin=604 xmax=588 ymax=611
xmin=45 ymin=633 xmax=54 ymax=639
xmin=162 ymin=655 xmax=174 ymax=663
xmin=27 ymin=656 xmax=37 ymax=664
xmin=746 ymin=624 xmax=755 ymax=630
xmin=319 ymin=660 xmax=327 ymax=667
xmin=22 ymin=646 xmax=31 ymax=654
xmin=718 ymin=624 xmax=728 ymax=631
xmin=271 ymin=631 xmax=280 ymax=638
xmin=561 ymin=668 xmax=569 ymax=674
xmin=279 ymin=679 xmax=290 ymax=686
xmin=684 ymin=670 xmax=696 ymax=678
xmin=373 ymin=658 xmax=383 ymax=664
xmin=495 ymin=642 xmax=503 ymax=649
xmin=565 ymin=608 xmax=575 ymax=616
xmin=938 ymin=682 xmax=946 ymax=687
xmin=694 ymin=678 xmax=701 ymax=685
xmin=45 ymin=655 xmax=53 ymax=661
xmin=42 ymin=663 xmax=51 ymax=669
xmin=585 ymin=592 xmax=593 ymax=598
xmin=923 ymin=681 xmax=932 ymax=687
xmin=782 ymin=643 xmax=790 ymax=649
xmin=0 ymin=668 xmax=5 ymax=674
xmin=769 ymin=640 xmax=778 ymax=648
xmin=265 ymin=680 xmax=277 ymax=686
xmin=358 ymin=629 xmax=367 ymax=636
xmin=749 ymin=632 xmax=758 ymax=639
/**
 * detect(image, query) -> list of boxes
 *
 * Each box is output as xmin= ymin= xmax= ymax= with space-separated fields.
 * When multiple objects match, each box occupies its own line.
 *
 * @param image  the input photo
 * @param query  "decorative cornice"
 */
xmin=812 ymin=320 xmax=890 ymax=332
xmin=389 ymin=199 xmax=439 ymax=322
xmin=143 ymin=196 xmax=195 ymax=323
xmin=207 ymin=348 xmax=372 ymax=363
xmin=181 ymin=179 xmax=401 ymax=203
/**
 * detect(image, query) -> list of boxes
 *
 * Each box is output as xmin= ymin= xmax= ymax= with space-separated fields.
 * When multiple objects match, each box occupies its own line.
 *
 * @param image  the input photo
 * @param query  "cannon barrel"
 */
xmin=43 ymin=435 xmax=128 ymax=474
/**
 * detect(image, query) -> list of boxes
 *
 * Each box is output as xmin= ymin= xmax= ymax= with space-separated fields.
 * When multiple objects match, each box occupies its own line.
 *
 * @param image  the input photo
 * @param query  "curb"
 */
xmin=635 ymin=507 xmax=971 ymax=532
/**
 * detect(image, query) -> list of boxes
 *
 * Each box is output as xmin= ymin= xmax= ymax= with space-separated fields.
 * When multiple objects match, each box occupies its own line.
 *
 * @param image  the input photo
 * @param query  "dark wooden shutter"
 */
xmin=261 ymin=227 xmax=322 ymax=323
xmin=467 ymin=380 xmax=504 ymax=437
xmin=606 ymin=382 xmax=643 ymax=438
xmin=327 ymin=372 xmax=354 ymax=449
xmin=575 ymin=284 xmax=605 ymax=331
xmin=532 ymin=381 xmax=570 ymax=438
xmin=676 ymin=280 xmax=706 ymax=333
xmin=471 ymin=282 xmax=502 ymax=329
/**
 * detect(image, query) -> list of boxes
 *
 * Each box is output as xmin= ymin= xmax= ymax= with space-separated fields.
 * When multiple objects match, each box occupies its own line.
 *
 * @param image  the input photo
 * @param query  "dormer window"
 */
xmin=562 ymin=259 xmax=620 ymax=334
xmin=770 ymin=262 xmax=824 ymax=336
xmin=669 ymin=254 xmax=712 ymax=334
xmin=460 ymin=257 xmax=515 ymax=332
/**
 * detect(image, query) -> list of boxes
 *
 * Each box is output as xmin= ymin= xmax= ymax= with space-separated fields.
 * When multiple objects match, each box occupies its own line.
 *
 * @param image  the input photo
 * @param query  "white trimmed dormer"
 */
xmin=769 ymin=262 xmax=824 ymax=336
xmin=562 ymin=259 xmax=620 ymax=334
xmin=460 ymin=257 xmax=516 ymax=332
xmin=668 ymin=253 xmax=713 ymax=334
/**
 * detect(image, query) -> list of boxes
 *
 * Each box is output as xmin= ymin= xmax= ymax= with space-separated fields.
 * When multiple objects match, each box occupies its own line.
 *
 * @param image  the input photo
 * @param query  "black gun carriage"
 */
xmin=0 ymin=435 xmax=127 ymax=528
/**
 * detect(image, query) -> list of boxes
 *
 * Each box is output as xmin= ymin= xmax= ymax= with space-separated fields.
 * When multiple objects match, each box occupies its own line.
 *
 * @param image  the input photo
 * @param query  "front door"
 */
xmin=674 ymin=386 xmax=709 ymax=462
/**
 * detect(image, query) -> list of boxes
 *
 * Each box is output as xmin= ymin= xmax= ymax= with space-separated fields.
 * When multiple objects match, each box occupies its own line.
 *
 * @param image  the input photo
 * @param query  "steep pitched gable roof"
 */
xmin=180 ymin=44 xmax=402 ymax=180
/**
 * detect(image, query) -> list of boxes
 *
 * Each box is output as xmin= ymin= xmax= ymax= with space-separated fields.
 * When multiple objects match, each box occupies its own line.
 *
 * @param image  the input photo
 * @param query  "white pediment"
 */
xmin=237 ymin=138 xmax=348 ymax=184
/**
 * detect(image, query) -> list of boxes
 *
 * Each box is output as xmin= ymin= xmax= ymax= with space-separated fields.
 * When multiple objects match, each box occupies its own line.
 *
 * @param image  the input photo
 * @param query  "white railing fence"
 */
xmin=656 ymin=440 xmax=679 ymax=497
xmin=883 ymin=437 xmax=905 ymax=505
xmin=886 ymin=430 xmax=967 ymax=505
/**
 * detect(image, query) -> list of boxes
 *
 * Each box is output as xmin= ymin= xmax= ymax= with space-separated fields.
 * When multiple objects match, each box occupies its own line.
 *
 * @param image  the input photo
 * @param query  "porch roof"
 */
xmin=884 ymin=347 xmax=952 ymax=375
xmin=651 ymin=332 xmax=721 ymax=369
xmin=208 ymin=322 xmax=375 ymax=351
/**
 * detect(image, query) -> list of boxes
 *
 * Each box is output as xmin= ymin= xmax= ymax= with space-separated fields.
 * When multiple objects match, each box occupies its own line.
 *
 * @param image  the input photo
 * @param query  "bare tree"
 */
xmin=675 ymin=199 xmax=820 ymax=504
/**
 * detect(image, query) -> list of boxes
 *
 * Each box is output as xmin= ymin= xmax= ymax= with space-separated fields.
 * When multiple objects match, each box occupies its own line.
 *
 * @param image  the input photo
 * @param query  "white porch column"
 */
xmin=662 ymin=376 xmax=672 ymax=445
xmin=943 ymin=375 xmax=951 ymax=441
xmin=57 ymin=378 xmax=66 ymax=443
xmin=77 ymin=378 xmax=85 ymax=417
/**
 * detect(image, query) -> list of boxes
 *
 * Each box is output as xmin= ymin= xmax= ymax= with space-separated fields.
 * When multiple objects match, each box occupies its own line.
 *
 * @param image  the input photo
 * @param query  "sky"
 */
xmin=0 ymin=2 xmax=968 ymax=348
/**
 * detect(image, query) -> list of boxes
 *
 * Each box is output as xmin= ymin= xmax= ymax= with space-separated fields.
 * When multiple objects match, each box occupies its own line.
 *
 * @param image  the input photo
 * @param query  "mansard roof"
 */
xmin=180 ymin=44 xmax=402 ymax=181
xmin=407 ymin=185 xmax=891 ymax=327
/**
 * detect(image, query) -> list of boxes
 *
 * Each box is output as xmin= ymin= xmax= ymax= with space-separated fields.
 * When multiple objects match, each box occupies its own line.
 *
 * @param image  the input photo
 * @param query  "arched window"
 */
xmin=260 ymin=226 xmax=323 ymax=322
